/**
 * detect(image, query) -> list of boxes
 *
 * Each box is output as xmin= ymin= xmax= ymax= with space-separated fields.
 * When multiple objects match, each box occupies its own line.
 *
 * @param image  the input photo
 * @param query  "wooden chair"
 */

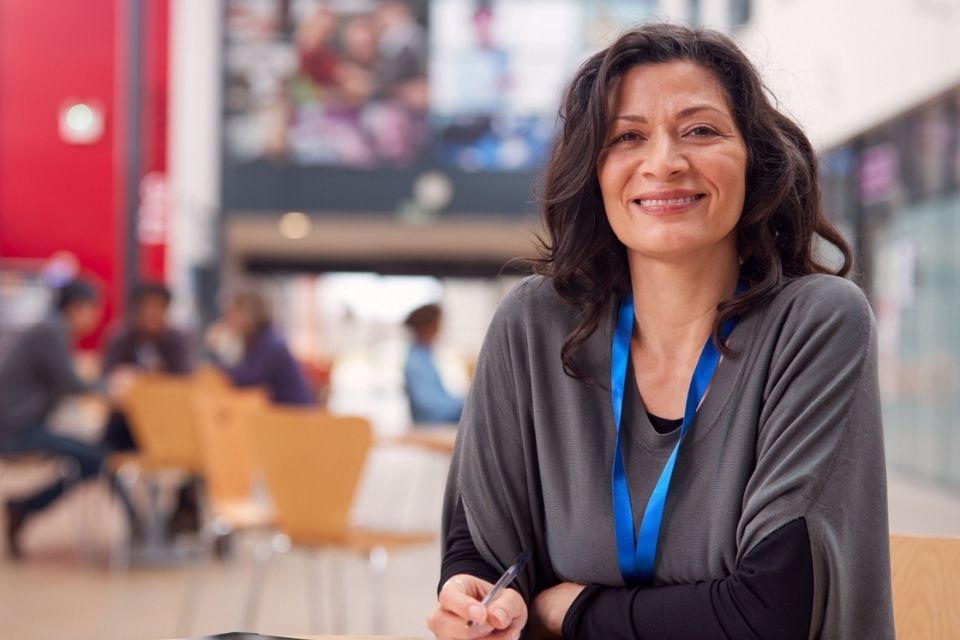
xmin=117 ymin=375 xmax=200 ymax=468
xmin=112 ymin=368 xmax=231 ymax=473
xmin=192 ymin=388 xmax=272 ymax=528
xmin=108 ymin=371 xmax=229 ymax=566
xmin=890 ymin=534 xmax=960 ymax=639
xmin=245 ymin=406 xmax=435 ymax=634
xmin=177 ymin=388 xmax=273 ymax=635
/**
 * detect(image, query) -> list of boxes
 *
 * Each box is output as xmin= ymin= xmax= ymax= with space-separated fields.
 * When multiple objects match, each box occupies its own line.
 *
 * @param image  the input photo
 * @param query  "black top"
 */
xmin=102 ymin=325 xmax=193 ymax=375
xmin=646 ymin=412 xmax=682 ymax=435
xmin=440 ymin=416 xmax=814 ymax=639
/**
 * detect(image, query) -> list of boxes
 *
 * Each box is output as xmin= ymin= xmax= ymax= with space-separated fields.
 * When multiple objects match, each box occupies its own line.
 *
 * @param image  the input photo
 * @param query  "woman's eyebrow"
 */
xmin=610 ymin=104 xmax=729 ymax=124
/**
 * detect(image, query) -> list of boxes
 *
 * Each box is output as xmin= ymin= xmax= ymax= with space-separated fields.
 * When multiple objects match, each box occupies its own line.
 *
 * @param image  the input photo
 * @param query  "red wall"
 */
xmin=0 ymin=0 xmax=169 ymax=347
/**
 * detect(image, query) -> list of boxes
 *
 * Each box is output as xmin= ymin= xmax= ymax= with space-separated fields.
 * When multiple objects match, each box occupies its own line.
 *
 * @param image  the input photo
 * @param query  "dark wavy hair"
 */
xmin=532 ymin=22 xmax=853 ymax=379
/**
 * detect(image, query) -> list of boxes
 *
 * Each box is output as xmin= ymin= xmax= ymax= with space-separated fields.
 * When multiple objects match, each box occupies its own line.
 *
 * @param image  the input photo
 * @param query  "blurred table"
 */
xmin=388 ymin=425 xmax=458 ymax=455
xmin=48 ymin=392 xmax=110 ymax=441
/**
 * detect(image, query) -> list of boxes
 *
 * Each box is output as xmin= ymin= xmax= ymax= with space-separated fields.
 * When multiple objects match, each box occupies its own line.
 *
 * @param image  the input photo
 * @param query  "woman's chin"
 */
xmin=625 ymin=239 xmax=715 ymax=262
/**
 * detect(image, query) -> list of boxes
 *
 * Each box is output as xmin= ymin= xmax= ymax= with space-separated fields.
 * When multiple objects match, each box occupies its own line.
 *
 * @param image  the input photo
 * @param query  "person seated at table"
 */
xmin=100 ymin=281 xmax=194 ymax=452
xmin=0 ymin=279 xmax=137 ymax=559
xmin=403 ymin=303 xmax=464 ymax=425
xmin=99 ymin=281 xmax=202 ymax=535
xmin=208 ymin=286 xmax=315 ymax=406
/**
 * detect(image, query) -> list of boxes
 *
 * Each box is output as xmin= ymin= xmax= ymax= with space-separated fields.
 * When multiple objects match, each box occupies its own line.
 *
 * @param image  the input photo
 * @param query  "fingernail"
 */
xmin=494 ymin=608 xmax=510 ymax=626
xmin=468 ymin=604 xmax=484 ymax=621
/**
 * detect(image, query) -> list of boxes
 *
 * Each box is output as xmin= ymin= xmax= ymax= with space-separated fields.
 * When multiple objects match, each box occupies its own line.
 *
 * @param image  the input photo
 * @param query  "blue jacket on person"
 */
xmin=404 ymin=343 xmax=463 ymax=424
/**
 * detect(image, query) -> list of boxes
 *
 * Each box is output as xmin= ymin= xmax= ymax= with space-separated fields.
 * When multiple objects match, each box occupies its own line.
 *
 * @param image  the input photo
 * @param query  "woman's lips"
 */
xmin=632 ymin=193 xmax=706 ymax=214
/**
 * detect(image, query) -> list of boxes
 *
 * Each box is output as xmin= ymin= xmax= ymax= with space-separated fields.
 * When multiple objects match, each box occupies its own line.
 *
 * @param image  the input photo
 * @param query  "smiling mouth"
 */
xmin=634 ymin=194 xmax=706 ymax=207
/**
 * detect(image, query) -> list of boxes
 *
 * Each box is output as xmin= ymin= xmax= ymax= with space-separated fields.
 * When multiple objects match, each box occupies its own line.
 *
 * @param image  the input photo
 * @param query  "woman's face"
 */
xmin=225 ymin=302 xmax=252 ymax=338
xmin=597 ymin=61 xmax=748 ymax=262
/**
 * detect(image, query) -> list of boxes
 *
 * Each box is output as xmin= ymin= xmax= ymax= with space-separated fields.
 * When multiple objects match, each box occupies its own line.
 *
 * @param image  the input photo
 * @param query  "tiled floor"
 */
xmin=2 ymin=455 xmax=959 ymax=640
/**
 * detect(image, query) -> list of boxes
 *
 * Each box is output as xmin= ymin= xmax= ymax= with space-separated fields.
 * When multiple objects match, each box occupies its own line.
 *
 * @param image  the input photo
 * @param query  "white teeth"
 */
xmin=637 ymin=195 xmax=701 ymax=206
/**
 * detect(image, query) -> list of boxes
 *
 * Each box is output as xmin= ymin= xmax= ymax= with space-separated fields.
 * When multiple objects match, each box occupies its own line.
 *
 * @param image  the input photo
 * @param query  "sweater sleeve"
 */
xmin=441 ymin=278 xmax=558 ymax=602
xmin=443 ymin=496 xmax=814 ymax=639
xmin=735 ymin=277 xmax=892 ymax=637
xmin=438 ymin=498 xmax=505 ymax=592
xmin=562 ymin=518 xmax=813 ymax=639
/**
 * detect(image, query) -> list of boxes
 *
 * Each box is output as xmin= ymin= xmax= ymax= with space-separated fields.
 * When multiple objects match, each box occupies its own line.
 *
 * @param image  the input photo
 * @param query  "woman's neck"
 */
xmin=627 ymin=244 xmax=739 ymax=363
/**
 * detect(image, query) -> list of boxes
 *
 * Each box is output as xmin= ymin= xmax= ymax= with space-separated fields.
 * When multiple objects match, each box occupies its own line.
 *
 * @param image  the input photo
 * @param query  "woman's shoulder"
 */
xmin=494 ymin=274 xmax=570 ymax=324
xmin=773 ymin=273 xmax=870 ymax=312
xmin=482 ymin=274 xmax=579 ymax=349
xmin=763 ymin=273 xmax=875 ymax=340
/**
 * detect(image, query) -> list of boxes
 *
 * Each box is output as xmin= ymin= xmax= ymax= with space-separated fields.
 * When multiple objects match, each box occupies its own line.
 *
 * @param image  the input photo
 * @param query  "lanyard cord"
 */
xmin=610 ymin=291 xmax=739 ymax=583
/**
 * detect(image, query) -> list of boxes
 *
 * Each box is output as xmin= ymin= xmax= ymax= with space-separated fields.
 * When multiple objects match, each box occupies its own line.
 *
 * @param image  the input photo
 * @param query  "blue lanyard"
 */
xmin=610 ymin=291 xmax=739 ymax=584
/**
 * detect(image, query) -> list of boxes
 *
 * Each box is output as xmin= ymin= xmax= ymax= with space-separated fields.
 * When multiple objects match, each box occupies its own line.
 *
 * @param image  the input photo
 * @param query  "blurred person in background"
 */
xmin=403 ymin=303 xmax=464 ymax=425
xmin=296 ymin=6 xmax=341 ymax=89
xmin=99 ymin=282 xmax=198 ymax=535
xmin=0 ymin=279 xmax=137 ymax=559
xmin=100 ymin=281 xmax=194 ymax=451
xmin=207 ymin=286 xmax=314 ymax=406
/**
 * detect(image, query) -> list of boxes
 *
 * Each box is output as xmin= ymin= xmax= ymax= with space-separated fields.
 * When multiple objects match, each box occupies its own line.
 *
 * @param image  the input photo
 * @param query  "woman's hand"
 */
xmin=428 ymin=574 xmax=528 ymax=640
xmin=531 ymin=582 xmax=586 ymax=638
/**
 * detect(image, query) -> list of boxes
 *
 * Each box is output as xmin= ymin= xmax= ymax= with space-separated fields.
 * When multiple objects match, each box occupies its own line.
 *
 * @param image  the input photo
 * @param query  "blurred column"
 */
xmin=167 ymin=0 xmax=223 ymax=327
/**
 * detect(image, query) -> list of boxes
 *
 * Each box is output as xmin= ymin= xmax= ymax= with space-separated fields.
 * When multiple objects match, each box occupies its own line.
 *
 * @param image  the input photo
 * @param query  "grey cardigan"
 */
xmin=443 ymin=274 xmax=894 ymax=639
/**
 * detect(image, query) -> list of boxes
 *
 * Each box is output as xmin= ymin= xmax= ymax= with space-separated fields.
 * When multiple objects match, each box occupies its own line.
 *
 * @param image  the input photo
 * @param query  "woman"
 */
xmin=404 ymin=303 xmax=465 ymax=425
xmin=428 ymin=23 xmax=893 ymax=640
xmin=210 ymin=287 xmax=314 ymax=406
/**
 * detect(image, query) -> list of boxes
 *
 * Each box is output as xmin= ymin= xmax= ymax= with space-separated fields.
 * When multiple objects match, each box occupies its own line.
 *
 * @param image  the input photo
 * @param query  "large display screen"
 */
xmin=222 ymin=0 xmax=654 ymax=212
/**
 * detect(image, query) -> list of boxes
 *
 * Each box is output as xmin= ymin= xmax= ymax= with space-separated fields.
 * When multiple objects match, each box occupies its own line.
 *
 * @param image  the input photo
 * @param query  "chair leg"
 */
xmin=304 ymin=548 xmax=323 ymax=633
xmin=143 ymin=476 xmax=165 ymax=550
xmin=329 ymin=551 xmax=345 ymax=633
xmin=367 ymin=545 xmax=389 ymax=634
xmin=107 ymin=463 xmax=139 ymax=573
xmin=56 ymin=457 xmax=86 ymax=562
xmin=176 ymin=517 xmax=229 ymax=637
xmin=243 ymin=532 xmax=290 ymax=631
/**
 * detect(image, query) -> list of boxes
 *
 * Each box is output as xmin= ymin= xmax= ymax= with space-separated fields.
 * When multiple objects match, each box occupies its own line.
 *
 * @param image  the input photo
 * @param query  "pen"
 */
xmin=466 ymin=550 xmax=531 ymax=628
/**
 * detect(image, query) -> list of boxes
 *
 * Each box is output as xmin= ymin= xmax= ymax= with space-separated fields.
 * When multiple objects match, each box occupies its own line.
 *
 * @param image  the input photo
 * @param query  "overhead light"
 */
xmin=413 ymin=171 xmax=454 ymax=211
xmin=59 ymin=100 xmax=105 ymax=144
xmin=278 ymin=211 xmax=311 ymax=239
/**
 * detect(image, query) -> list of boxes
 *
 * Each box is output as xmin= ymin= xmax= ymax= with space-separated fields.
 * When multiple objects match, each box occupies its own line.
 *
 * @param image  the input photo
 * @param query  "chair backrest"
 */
xmin=122 ymin=374 xmax=203 ymax=470
xmin=192 ymin=389 xmax=268 ymax=508
xmin=248 ymin=407 xmax=373 ymax=545
xmin=191 ymin=364 xmax=231 ymax=392
xmin=890 ymin=534 xmax=960 ymax=639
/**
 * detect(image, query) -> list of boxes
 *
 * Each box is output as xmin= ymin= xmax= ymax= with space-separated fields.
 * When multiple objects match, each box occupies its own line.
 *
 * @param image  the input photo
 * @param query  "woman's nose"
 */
xmin=640 ymin=134 xmax=690 ymax=180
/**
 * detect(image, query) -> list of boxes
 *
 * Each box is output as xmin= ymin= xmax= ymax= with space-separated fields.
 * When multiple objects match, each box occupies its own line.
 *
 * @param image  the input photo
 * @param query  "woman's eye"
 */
xmin=611 ymin=131 xmax=642 ymax=145
xmin=687 ymin=126 xmax=719 ymax=138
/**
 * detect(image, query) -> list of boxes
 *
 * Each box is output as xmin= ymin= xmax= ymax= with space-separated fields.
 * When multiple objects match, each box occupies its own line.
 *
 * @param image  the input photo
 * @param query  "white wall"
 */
xmin=736 ymin=0 xmax=960 ymax=148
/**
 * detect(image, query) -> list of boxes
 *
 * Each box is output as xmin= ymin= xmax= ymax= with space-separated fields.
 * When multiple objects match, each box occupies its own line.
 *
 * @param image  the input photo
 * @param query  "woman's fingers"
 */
xmin=428 ymin=576 xmax=528 ymax=640
xmin=485 ymin=588 xmax=527 ymax=631
xmin=428 ymin=606 xmax=494 ymax=639
xmin=438 ymin=578 xmax=490 ymax=623
xmin=484 ymin=619 xmax=528 ymax=640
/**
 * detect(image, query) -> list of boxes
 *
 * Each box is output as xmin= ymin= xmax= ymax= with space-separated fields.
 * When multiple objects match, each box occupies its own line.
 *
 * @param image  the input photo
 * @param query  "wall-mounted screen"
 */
xmin=222 ymin=0 xmax=655 ymax=212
